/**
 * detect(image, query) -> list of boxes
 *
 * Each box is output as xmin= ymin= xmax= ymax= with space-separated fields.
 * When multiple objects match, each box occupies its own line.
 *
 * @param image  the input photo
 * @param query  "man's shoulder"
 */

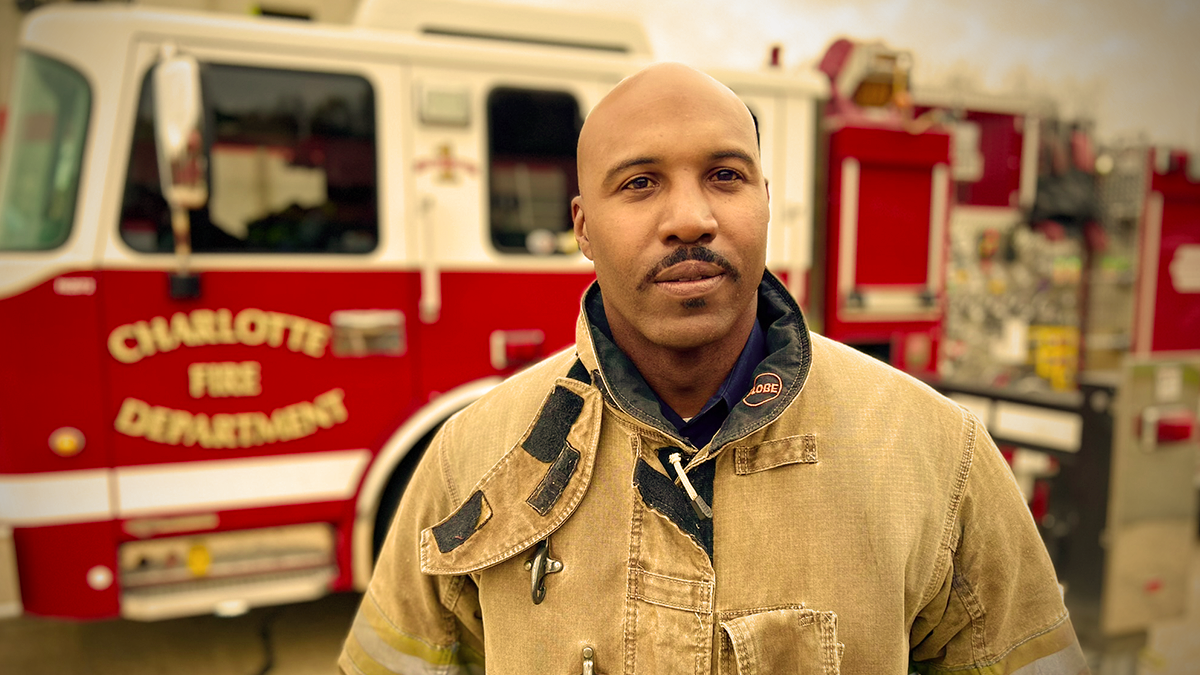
xmin=807 ymin=332 xmax=959 ymax=413
xmin=435 ymin=347 xmax=584 ymax=493
xmin=799 ymin=332 xmax=978 ymax=459
xmin=789 ymin=333 xmax=985 ymax=531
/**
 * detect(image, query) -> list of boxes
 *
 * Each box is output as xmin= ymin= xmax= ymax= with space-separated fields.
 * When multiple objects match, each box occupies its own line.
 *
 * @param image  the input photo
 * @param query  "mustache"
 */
xmin=639 ymin=246 xmax=740 ymax=290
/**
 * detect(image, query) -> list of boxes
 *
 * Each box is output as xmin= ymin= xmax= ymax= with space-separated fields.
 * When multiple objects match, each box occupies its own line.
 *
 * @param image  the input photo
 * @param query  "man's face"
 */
xmin=572 ymin=65 xmax=769 ymax=352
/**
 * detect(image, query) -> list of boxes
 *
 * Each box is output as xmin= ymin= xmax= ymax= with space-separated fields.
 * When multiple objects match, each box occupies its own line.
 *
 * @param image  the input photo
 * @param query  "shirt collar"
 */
xmin=656 ymin=319 xmax=766 ymax=449
xmin=577 ymin=272 xmax=812 ymax=453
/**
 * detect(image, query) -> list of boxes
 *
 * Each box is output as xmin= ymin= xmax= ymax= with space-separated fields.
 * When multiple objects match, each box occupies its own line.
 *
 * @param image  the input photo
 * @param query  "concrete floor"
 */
xmin=0 ymin=592 xmax=359 ymax=675
xmin=0 ymin=549 xmax=1198 ymax=675
xmin=1138 ymin=545 xmax=1200 ymax=675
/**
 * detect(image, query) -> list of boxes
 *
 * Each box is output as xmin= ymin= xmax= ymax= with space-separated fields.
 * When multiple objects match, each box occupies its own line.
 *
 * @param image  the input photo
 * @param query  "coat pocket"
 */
xmin=717 ymin=606 xmax=843 ymax=675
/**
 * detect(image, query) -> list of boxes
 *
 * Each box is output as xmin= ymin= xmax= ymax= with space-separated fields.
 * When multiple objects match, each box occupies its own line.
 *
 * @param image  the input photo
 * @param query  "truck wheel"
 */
xmin=372 ymin=426 xmax=440 ymax=560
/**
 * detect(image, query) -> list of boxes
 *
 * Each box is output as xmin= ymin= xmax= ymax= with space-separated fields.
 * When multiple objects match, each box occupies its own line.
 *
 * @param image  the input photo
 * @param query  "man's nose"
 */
xmin=658 ymin=181 xmax=718 ymax=244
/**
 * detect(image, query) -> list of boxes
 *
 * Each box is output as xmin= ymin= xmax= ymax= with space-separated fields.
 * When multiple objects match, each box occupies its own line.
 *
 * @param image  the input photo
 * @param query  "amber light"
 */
xmin=48 ymin=427 xmax=85 ymax=457
xmin=186 ymin=544 xmax=212 ymax=577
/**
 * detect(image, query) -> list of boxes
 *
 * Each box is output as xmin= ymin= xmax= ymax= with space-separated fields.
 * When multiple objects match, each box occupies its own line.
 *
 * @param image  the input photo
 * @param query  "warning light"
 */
xmin=186 ymin=543 xmax=212 ymax=577
xmin=1140 ymin=407 xmax=1197 ymax=450
xmin=48 ymin=427 xmax=85 ymax=457
xmin=1155 ymin=412 xmax=1195 ymax=443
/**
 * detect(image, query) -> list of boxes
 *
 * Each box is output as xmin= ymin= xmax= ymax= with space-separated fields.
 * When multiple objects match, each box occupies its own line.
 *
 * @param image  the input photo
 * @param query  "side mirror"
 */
xmin=153 ymin=44 xmax=208 ymax=212
xmin=153 ymin=44 xmax=206 ymax=296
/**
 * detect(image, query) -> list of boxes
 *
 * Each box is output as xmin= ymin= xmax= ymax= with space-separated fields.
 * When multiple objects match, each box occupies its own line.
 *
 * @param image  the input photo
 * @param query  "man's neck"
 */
xmin=606 ymin=308 xmax=757 ymax=420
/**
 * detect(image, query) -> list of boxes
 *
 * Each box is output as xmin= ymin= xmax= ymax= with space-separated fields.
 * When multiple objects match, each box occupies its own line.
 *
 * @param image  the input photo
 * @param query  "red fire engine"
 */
xmin=6 ymin=1 xmax=1191 ymax=636
xmin=0 ymin=0 xmax=837 ymax=620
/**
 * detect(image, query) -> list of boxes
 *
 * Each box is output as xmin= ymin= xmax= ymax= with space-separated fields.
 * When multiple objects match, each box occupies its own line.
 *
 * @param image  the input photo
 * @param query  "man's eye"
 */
xmin=623 ymin=176 xmax=652 ymax=190
xmin=712 ymin=169 xmax=742 ymax=182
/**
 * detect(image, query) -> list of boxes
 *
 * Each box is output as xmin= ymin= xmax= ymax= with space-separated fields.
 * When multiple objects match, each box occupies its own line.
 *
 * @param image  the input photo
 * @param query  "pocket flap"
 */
xmin=718 ymin=606 xmax=842 ymax=675
xmin=732 ymin=434 xmax=818 ymax=475
xmin=419 ymin=377 xmax=602 ymax=575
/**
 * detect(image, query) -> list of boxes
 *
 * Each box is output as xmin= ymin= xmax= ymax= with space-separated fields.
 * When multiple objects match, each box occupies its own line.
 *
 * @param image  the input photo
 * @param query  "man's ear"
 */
xmin=572 ymin=195 xmax=593 ymax=261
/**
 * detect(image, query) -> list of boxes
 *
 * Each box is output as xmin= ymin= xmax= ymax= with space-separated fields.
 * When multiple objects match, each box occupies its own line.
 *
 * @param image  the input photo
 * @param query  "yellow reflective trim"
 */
xmin=343 ymin=633 xmax=407 ymax=675
xmin=360 ymin=593 xmax=459 ymax=665
xmin=911 ymin=618 xmax=1083 ymax=675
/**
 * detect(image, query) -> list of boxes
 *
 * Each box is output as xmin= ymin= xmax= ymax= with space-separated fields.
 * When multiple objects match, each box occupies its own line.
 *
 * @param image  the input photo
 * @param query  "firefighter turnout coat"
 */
xmin=340 ymin=273 xmax=1086 ymax=675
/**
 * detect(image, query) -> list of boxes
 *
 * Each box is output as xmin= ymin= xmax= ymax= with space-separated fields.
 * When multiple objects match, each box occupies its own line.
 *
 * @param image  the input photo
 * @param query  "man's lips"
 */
xmin=654 ymin=260 xmax=726 ymax=284
xmin=653 ymin=261 xmax=727 ymax=297
xmin=638 ymin=246 xmax=740 ymax=292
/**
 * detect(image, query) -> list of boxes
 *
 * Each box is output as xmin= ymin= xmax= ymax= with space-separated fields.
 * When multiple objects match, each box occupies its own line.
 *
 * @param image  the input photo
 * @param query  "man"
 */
xmin=340 ymin=63 xmax=1086 ymax=675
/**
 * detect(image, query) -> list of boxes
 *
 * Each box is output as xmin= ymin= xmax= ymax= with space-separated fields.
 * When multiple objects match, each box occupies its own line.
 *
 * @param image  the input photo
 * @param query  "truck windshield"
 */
xmin=0 ymin=52 xmax=90 ymax=251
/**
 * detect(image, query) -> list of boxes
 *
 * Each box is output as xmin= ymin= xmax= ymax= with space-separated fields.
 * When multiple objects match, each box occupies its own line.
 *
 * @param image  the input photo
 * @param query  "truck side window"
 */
xmin=0 ymin=53 xmax=90 ymax=251
xmin=120 ymin=63 xmax=377 ymax=254
xmin=488 ymin=88 xmax=581 ymax=255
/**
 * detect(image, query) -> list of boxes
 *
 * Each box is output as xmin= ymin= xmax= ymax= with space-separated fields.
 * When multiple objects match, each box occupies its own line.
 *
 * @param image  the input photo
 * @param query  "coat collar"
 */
xmin=575 ymin=271 xmax=813 ymax=454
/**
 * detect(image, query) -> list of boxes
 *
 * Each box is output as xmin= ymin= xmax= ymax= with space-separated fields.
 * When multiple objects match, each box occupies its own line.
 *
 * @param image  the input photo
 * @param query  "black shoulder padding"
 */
xmin=567 ymin=358 xmax=591 ymax=384
xmin=633 ymin=458 xmax=714 ymax=559
xmin=522 ymin=385 xmax=585 ymax=463
xmin=527 ymin=442 xmax=581 ymax=515
xmin=432 ymin=490 xmax=488 ymax=554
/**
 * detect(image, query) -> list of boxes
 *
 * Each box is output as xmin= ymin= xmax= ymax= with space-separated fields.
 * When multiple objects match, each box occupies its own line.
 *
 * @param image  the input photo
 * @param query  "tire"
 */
xmin=371 ymin=425 xmax=441 ymax=560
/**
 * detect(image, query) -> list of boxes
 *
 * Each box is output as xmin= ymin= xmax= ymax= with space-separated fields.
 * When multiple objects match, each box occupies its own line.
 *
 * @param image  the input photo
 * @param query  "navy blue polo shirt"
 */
xmin=655 ymin=319 xmax=767 ymax=450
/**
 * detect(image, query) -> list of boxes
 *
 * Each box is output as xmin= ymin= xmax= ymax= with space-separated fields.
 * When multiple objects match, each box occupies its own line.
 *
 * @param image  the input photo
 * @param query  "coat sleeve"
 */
xmin=339 ymin=426 xmax=486 ymax=675
xmin=909 ymin=414 xmax=1090 ymax=675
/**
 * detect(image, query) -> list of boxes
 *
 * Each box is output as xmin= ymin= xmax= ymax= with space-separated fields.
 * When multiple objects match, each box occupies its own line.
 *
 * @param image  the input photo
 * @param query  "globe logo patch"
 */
xmin=743 ymin=372 xmax=783 ymax=407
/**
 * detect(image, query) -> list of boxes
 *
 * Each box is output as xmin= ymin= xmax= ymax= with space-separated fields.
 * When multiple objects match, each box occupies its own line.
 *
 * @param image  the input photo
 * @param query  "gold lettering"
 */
xmin=271 ymin=406 xmax=302 ymax=441
xmin=114 ymin=397 xmax=150 ymax=436
xmin=216 ymin=309 xmax=237 ymax=344
xmin=249 ymin=412 xmax=277 ymax=444
xmin=148 ymin=316 xmax=181 ymax=354
xmin=243 ymin=362 xmax=262 ymax=396
xmin=265 ymin=312 xmax=289 ymax=348
xmin=189 ymin=309 xmax=218 ymax=345
xmin=234 ymin=308 xmax=268 ymax=347
xmin=188 ymin=363 xmax=207 ymax=398
xmin=108 ymin=325 xmax=142 ymax=364
xmin=109 ymin=309 xmax=332 ymax=363
xmin=131 ymin=321 xmax=158 ymax=359
xmin=235 ymin=413 xmax=256 ymax=448
xmin=292 ymin=402 xmax=323 ymax=436
xmin=170 ymin=312 xmax=204 ymax=347
xmin=165 ymin=409 xmax=193 ymax=446
xmin=285 ymin=316 xmax=309 ymax=352
xmin=143 ymin=405 xmax=170 ymax=443
xmin=316 ymin=388 xmax=349 ymax=424
xmin=113 ymin=390 xmax=347 ymax=448
xmin=303 ymin=323 xmax=331 ymax=359
xmin=210 ymin=414 xmax=238 ymax=449
xmin=188 ymin=361 xmax=261 ymax=398
xmin=192 ymin=413 xmax=216 ymax=449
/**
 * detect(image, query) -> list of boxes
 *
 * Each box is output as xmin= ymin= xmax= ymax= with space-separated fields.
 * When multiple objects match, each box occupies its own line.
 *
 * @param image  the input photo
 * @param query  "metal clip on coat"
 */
xmin=667 ymin=452 xmax=713 ymax=520
xmin=580 ymin=646 xmax=595 ymax=675
xmin=523 ymin=538 xmax=562 ymax=604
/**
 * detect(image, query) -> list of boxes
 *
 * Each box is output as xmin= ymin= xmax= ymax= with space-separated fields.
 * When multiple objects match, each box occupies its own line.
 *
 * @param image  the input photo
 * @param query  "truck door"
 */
xmin=0 ymin=49 xmax=114 ymax=619
xmin=102 ymin=46 xmax=415 ymax=565
xmin=408 ymin=67 xmax=605 ymax=395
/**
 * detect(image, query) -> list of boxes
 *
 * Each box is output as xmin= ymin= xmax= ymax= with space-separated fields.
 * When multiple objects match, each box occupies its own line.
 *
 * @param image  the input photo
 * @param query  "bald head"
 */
xmin=576 ymin=63 xmax=761 ymax=199
xmin=569 ymin=62 xmax=770 ymax=360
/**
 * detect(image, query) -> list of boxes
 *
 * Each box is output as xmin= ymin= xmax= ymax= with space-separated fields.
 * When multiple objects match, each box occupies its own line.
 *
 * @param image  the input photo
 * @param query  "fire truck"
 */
xmin=912 ymin=83 xmax=1200 ymax=660
xmin=0 ymin=0 xmax=836 ymax=620
xmin=5 ymin=2 xmax=1195 ymax=644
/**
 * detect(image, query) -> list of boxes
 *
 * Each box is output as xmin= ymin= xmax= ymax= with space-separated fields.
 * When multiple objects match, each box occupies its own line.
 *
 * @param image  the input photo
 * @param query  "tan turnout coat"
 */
xmin=341 ymin=275 xmax=1086 ymax=675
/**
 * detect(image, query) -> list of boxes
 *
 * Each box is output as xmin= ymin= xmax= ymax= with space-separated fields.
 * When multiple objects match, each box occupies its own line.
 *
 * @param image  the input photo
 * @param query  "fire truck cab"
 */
xmin=0 ymin=1 xmax=824 ymax=620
